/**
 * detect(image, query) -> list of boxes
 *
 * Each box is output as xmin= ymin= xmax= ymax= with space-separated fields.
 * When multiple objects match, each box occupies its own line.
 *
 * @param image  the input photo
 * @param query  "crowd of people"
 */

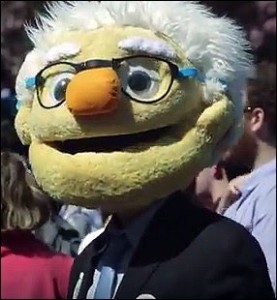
xmin=1 ymin=1 xmax=276 ymax=299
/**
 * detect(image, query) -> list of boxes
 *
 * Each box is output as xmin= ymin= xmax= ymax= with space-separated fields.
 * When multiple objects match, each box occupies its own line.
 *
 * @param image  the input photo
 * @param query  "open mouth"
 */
xmin=49 ymin=126 xmax=172 ymax=154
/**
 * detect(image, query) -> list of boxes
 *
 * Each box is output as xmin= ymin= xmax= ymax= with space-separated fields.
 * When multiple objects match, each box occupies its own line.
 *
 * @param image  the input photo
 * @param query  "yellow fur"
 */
xmin=16 ymin=26 xmax=236 ymax=212
xmin=15 ymin=105 xmax=32 ymax=145
xmin=29 ymin=96 xmax=233 ymax=211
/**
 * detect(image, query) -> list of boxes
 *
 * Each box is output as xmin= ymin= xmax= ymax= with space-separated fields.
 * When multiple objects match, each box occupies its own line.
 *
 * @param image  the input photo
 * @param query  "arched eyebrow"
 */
xmin=118 ymin=37 xmax=177 ymax=60
xmin=46 ymin=43 xmax=81 ymax=64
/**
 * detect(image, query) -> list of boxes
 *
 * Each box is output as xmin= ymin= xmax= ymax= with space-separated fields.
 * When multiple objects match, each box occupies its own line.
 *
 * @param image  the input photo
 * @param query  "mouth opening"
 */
xmin=49 ymin=127 xmax=172 ymax=154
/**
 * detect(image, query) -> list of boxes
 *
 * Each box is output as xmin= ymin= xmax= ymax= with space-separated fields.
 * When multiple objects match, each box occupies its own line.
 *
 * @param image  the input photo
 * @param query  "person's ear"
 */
xmin=249 ymin=107 xmax=264 ymax=133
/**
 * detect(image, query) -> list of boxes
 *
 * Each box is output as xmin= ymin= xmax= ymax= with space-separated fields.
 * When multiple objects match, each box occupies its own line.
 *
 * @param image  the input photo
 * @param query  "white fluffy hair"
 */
xmin=26 ymin=1 xmax=253 ymax=78
xmin=18 ymin=1 xmax=254 ymax=146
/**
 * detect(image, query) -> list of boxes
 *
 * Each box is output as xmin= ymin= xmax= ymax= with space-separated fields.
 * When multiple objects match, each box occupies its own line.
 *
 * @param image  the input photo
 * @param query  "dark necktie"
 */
xmin=93 ymin=233 xmax=129 ymax=299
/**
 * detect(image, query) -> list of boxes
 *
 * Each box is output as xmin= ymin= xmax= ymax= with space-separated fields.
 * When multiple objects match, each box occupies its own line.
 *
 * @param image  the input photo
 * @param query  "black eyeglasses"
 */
xmin=243 ymin=106 xmax=253 ymax=113
xmin=29 ymin=55 xmax=199 ymax=109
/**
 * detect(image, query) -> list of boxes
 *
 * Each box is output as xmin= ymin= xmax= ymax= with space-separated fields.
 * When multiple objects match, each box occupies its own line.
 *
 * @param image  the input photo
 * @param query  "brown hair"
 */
xmin=247 ymin=61 xmax=276 ymax=137
xmin=1 ymin=152 xmax=50 ymax=231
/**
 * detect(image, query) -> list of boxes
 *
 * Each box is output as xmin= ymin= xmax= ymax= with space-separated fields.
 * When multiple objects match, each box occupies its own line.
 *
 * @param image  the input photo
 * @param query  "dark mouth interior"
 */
xmin=50 ymin=127 xmax=171 ymax=154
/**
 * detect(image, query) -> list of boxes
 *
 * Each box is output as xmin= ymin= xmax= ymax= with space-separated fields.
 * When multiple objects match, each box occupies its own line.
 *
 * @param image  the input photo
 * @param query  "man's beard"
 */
xmin=219 ymin=131 xmax=257 ymax=180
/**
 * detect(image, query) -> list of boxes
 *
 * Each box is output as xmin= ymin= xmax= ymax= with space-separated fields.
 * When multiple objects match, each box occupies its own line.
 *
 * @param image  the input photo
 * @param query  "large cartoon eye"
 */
xmin=50 ymin=73 xmax=74 ymax=105
xmin=128 ymin=70 xmax=152 ymax=92
xmin=119 ymin=64 xmax=161 ymax=103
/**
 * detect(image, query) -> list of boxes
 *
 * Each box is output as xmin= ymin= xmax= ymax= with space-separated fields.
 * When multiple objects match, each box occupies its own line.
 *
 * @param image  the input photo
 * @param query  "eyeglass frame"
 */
xmin=243 ymin=106 xmax=253 ymax=114
xmin=29 ymin=55 xmax=201 ymax=109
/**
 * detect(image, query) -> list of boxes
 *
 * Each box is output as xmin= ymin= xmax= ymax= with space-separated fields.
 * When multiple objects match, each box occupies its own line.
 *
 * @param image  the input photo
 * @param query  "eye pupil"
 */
xmin=128 ymin=72 xmax=151 ymax=92
xmin=54 ymin=78 xmax=71 ymax=102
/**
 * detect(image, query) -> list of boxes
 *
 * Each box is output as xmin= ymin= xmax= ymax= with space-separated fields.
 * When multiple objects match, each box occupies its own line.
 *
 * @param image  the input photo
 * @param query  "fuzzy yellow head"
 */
xmin=15 ymin=1 xmax=253 ymax=213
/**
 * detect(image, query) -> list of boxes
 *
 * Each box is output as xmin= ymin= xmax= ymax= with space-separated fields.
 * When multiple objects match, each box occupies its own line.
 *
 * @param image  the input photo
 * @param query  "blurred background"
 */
xmin=1 ymin=1 xmax=276 ymax=117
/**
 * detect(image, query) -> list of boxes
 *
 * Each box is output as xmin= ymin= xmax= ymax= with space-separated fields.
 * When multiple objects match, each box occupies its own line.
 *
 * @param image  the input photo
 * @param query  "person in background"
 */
xmin=34 ymin=198 xmax=83 ymax=258
xmin=220 ymin=61 xmax=276 ymax=294
xmin=1 ymin=152 xmax=73 ymax=299
xmin=187 ymin=164 xmax=250 ymax=212
xmin=34 ymin=183 xmax=104 ymax=257
xmin=59 ymin=205 xmax=104 ymax=239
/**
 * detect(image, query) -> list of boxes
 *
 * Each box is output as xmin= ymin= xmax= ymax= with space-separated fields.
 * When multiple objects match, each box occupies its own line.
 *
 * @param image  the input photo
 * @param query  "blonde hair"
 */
xmin=1 ymin=152 xmax=50 ymax=231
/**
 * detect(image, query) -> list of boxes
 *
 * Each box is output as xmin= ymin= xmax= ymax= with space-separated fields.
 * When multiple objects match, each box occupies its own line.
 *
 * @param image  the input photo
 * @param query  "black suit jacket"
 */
xmin=68 ymin=192 xmax=275 ymax=299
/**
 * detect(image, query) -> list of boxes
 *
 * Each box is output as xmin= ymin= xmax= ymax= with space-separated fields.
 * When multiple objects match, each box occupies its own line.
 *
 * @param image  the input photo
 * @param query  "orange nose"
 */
xmin=66 ymin=68 xmax=120 ymax=116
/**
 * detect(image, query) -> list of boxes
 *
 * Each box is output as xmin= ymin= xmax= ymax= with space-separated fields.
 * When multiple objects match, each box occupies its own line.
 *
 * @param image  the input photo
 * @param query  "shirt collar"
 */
xmin=108 ymin=199 xmax=165 ymax=249
xmin=241 ymin=158 xmax=276 ymax=194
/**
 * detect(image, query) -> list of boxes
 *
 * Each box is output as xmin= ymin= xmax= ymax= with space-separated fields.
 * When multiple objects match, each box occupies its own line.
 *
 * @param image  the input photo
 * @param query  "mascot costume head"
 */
xmin=15 ymin=1 xmax=253 ymax=214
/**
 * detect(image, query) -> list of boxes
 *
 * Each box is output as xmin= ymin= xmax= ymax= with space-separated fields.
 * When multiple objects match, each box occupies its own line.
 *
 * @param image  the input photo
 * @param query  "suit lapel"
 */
xmin=74 ymin=231 xmax=109 ymax=299
xmin=115 ymin=258 xmax=160 ymax=299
